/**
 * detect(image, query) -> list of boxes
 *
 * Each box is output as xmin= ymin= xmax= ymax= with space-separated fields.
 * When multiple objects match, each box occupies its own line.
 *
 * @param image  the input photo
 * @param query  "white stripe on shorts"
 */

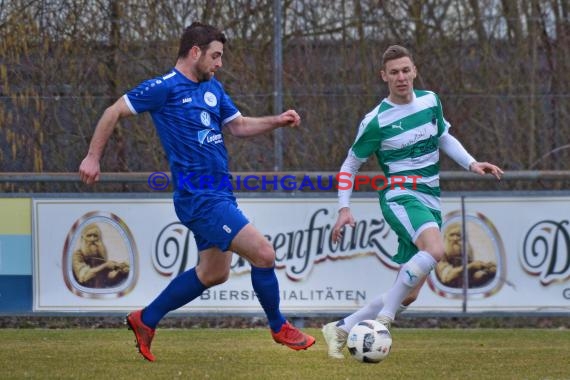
xmin=387 ymin=201 xmax=439 ymax=243
xmin=386 ymin=201 xmax=414 ymax=238
xmin=413 ymin=221 xmax=439 ymax=242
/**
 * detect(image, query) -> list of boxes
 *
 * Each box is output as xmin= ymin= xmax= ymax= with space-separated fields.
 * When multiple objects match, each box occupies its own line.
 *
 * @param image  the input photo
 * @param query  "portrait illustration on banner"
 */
xmin=62 ymin=212 xmax=138 ymax=298
xmin=428 ymin=211 xmax=506 ymax=299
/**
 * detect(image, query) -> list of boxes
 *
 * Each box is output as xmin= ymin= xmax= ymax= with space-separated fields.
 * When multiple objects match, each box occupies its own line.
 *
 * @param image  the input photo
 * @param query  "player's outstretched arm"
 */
xmin=225 ymin=109 xmax=301 ymax=138
xmin=79 ymin=97 xmax=133 ymax=185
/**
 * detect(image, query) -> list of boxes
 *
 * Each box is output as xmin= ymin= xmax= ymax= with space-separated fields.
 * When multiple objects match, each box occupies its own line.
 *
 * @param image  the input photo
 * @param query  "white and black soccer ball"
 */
xmin=347 ymin=319 xmax=392 ymax=363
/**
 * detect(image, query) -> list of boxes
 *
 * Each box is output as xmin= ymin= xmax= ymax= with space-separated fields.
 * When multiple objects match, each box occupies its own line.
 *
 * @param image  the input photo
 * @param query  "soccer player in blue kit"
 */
xmin=79 ymin=22 xmax=315 ymax=361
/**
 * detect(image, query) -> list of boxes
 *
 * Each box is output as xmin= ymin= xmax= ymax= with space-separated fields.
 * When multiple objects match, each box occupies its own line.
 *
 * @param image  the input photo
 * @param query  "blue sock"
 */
xmin=141 ymin=268 xmax=206 ymax=328
xmin=251 ymin=265 xmax=286 ymax=332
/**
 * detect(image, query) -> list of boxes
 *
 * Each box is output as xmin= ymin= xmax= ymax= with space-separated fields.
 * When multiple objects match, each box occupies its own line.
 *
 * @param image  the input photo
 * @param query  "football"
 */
xmin=347 ymin=319 xmax=392 ymax=363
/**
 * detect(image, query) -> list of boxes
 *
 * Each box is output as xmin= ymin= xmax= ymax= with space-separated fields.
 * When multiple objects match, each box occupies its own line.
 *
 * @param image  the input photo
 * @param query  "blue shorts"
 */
xmin=173 ymin=192 xmax=249 ymax=251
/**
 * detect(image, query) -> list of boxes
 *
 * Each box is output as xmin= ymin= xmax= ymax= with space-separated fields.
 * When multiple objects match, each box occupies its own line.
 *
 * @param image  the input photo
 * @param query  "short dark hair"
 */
xmin=178 ymin=22 xmax=227 ymax=58
xmin=382 ymin=45 xmax=414 ymax=68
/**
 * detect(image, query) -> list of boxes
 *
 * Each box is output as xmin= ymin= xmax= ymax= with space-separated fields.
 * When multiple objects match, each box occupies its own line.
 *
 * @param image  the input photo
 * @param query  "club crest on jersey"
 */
xmin=200 ymin=111 xmax=211 ymax=126
xmin=204 ymin=91 xmax=217 ymax=107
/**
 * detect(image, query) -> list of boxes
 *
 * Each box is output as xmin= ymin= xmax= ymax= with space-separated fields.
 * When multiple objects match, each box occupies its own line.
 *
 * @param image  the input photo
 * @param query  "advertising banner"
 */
xmin=32 ymin=196 xmax=570 ymax=314
xmin=0 ymin=198 xmax=33 ymax=312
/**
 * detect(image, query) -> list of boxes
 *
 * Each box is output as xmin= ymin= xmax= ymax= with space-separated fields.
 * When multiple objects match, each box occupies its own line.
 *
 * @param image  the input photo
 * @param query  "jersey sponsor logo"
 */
xmin=198 ymin=129 xmax=211 ymax=145
xmin=200 ymin=111 xmax=211 ymax=126
xmin=222 ymin=225 xmax=232 ymax=234
xmin=207 ymin=134 xmax=223 ymax=144
xmin=197 ymin=129 xmax=223 ymax=145
xmin=182 ymin=97 xmax=192 ymax=104
xmin=204 ymin=91 xmax=217 ymax=107
xmin=410 ymin=134 xmax=438 ymax=154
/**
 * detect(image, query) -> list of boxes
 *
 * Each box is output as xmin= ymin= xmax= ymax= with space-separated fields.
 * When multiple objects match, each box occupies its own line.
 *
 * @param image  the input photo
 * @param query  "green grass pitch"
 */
xmin=0 ymin=328 xmax=569 ymax=379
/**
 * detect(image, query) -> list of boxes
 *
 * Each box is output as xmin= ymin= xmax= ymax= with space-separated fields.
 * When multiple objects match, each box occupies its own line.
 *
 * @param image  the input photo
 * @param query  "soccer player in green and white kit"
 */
xmin=322 ymin=45 xmax=503 ymax=359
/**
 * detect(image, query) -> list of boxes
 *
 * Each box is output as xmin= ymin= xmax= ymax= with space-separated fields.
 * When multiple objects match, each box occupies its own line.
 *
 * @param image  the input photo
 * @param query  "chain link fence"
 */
xmin=1 ymin=0 xmax=569 ymax=192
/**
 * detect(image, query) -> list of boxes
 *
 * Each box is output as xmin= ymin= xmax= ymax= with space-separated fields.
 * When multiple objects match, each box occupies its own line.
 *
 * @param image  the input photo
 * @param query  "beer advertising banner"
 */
xmin=32 ymin=196 xmax=570 ymax=313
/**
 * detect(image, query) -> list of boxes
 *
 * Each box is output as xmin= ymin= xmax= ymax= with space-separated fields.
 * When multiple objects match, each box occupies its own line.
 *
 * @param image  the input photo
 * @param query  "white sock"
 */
xmin=378 ymin=251 xmax=436 ymax=320
xmin=337 ymin=295 xmax=410 ymax=333
xmin=339 ymin=293 xmax=387 ymax=332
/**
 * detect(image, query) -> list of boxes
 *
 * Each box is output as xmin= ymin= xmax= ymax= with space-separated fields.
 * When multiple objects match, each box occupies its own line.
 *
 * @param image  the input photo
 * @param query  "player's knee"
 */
xmin=431 ymin=249 xmax=444 ymax=262
xmin=200 ymin=270 xmax=230 ymax=287
xmin=425 ymin=244 xmax=444 ymax=262
xmin=415 ymin=234 xmax=445 ymax=262
xmin=250 ymin=241 xmax=276 ymax=268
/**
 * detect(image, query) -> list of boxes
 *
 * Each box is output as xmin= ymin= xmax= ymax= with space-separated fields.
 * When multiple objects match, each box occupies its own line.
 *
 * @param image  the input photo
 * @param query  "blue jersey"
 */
xmin=124 ymin=68 xmax=241 ymax=196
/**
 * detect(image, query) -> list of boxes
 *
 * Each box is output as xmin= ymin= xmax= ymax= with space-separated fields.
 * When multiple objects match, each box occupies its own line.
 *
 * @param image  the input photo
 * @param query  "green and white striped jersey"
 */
xmin=350 ymin=89 xmax=449 ymax=210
